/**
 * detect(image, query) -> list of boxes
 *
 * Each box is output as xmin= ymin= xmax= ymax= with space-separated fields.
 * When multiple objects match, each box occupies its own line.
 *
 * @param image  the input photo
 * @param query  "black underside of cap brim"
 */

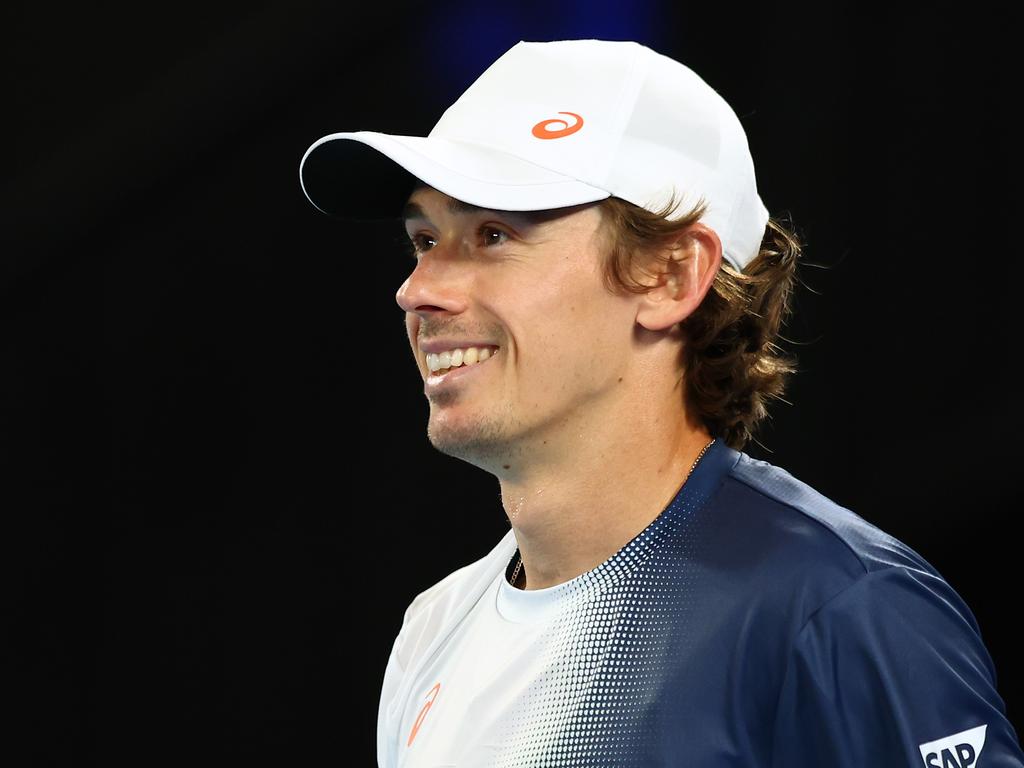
xmin=301 ymin=138 xmax=417 ymax=221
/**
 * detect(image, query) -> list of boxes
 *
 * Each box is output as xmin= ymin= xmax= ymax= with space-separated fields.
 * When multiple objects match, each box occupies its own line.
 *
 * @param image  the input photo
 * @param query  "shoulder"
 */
xmin=702 ymin=448 xmax=978 ymax=638
xmin=707 ymin=451 xmax=1018 ymax=761
xmin=391 ymin=528 xmax=517 ymax=671
xmin=727 ymin=450 xmax=939 ymax=574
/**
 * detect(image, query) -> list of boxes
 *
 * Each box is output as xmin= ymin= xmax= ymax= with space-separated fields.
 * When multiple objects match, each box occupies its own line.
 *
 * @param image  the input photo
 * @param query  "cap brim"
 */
xmin=299 ymin=131 xmax=612 ymax=220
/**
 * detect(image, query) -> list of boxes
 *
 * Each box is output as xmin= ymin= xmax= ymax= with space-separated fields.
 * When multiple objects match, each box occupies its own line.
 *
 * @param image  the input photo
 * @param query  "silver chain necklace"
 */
xmin=508 ymin=437 xmax=716 ymax=589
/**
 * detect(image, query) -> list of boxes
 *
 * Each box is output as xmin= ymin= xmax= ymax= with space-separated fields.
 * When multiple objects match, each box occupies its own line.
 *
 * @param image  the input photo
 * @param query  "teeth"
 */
xmin=426 ymin=345 xmax=498 ymax=373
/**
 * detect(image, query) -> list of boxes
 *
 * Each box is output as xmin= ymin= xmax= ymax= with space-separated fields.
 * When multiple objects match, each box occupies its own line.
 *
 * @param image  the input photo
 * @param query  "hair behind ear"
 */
xmin=595 ymin=195 xmax=805 ymax=451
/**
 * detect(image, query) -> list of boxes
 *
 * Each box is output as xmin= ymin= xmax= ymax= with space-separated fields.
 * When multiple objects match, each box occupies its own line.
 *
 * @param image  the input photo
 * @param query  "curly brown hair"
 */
xmin=594 ymin=193 xmax=804 ymax=452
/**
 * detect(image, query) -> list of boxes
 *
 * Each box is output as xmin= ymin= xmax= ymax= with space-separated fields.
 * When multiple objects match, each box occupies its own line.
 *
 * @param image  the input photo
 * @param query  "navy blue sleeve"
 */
xmin=771 ymin=565 xmax=1024 ymax=767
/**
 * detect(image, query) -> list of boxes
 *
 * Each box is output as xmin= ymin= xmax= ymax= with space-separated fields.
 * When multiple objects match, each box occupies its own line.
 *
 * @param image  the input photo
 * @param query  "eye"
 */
xmin=480 ymin=225 xmax=510 ymax=247
xmin=408 ymin=232 xmax=437 ymax=256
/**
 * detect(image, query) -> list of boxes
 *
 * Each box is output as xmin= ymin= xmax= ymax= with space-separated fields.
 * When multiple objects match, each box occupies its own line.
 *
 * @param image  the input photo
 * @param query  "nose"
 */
xmin=394 ymin=242 xmax=469 ymax=316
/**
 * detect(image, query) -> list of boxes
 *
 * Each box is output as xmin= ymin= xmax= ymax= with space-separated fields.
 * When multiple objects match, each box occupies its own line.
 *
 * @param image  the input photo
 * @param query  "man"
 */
xmin=300 ymin=39 xmax=1022 ymax=767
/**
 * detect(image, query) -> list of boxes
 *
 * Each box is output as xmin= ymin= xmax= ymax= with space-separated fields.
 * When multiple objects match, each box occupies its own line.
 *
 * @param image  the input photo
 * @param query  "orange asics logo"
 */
xmin=531 ymin=111 xmax=584 ymax=139
xmin=407 ymin=682 xmax=441 ymax=747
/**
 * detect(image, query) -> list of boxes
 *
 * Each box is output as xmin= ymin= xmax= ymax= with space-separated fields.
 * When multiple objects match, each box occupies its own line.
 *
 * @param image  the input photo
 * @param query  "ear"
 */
xmin=635 ymin=223 xmax=723 ymax=333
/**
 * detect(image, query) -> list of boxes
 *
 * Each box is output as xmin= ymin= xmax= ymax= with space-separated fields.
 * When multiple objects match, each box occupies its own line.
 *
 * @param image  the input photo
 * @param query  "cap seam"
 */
xmin=596 ymin=41 xmax=649 ymax=190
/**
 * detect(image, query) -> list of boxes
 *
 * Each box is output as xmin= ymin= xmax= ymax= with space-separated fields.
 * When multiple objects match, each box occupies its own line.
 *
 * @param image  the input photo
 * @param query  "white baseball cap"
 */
xmin=299 ymin=39 xmax=770 ymax=272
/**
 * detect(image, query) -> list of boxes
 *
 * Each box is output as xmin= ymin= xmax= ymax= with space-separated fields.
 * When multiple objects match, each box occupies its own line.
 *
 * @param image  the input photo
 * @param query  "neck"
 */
xmin=500 ymin=418 xmax=714 ymax=591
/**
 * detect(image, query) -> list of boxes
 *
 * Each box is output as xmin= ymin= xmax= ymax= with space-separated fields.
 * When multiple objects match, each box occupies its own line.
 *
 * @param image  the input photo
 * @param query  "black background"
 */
xmin=4 ymin=1 xmax=1019 ymax=764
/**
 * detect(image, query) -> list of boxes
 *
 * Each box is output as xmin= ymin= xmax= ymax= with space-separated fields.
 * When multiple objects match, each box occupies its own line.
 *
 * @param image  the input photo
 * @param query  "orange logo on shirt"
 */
xmin=407 ymin=682 xmax=441 ymax=747
xmin=532 ymin=111 xmax=584 ymax=139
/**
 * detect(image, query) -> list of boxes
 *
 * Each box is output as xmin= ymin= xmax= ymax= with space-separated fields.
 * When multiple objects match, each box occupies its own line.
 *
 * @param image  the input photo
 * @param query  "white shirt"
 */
xmin=377 ymin=523 xmax=649 ymax=768
xmin=395 ymin=554 xmax=598 ymax=766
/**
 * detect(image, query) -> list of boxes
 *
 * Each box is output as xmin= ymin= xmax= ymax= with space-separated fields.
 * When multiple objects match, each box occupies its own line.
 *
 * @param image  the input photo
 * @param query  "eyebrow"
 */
xmin=401 ymin=197 xmax=497 ymax=223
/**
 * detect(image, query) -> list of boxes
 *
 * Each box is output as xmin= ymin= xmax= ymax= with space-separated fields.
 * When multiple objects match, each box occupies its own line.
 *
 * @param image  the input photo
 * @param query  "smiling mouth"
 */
xmin=425 ymin=348 xmax=500 ymax=386
xmin=423 ymin=346 xmax=499 ymax=377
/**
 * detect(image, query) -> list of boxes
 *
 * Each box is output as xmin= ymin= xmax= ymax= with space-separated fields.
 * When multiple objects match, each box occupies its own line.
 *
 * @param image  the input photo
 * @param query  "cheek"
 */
xmin=522 ymin=274 xmax=627 ymax=375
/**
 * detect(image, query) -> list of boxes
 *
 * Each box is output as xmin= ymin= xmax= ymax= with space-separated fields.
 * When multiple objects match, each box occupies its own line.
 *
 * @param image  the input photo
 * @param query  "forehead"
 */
xmin=402 ymin=183 xmax=599 ymax=227
xmin=401 ymin=186 xmax=495 ymax=222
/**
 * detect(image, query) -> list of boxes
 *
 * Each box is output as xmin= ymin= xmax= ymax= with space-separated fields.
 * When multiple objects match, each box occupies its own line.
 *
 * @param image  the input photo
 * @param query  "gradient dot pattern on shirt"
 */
xmin=486 ymin=479 xmax=715 ymax=767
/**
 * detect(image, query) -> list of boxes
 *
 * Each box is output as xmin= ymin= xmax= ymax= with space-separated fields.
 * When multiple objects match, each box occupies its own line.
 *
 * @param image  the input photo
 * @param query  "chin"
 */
xmin=426 ymin=414 xmax=513 ymax=469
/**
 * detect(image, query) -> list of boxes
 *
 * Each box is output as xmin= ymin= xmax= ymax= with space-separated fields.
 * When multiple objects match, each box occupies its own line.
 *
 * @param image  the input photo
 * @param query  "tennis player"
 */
xmin=300 ymin=39 xmax=1023 ymax=768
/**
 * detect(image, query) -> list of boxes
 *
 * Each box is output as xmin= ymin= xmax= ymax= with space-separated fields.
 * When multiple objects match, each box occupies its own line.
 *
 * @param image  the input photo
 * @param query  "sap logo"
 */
xmin=919 ymin=724 xmax=987 ymax=767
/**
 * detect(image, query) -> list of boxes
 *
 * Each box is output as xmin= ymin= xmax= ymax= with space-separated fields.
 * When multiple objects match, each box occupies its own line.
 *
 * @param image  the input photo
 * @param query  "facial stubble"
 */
xmin=425 ymin=391 xmax=525 ymax=470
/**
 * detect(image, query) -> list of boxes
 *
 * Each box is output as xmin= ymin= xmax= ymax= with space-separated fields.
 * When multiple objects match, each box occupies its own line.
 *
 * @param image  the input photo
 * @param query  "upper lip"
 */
xmin=419 ymin=340 xmax=500 ymax=354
